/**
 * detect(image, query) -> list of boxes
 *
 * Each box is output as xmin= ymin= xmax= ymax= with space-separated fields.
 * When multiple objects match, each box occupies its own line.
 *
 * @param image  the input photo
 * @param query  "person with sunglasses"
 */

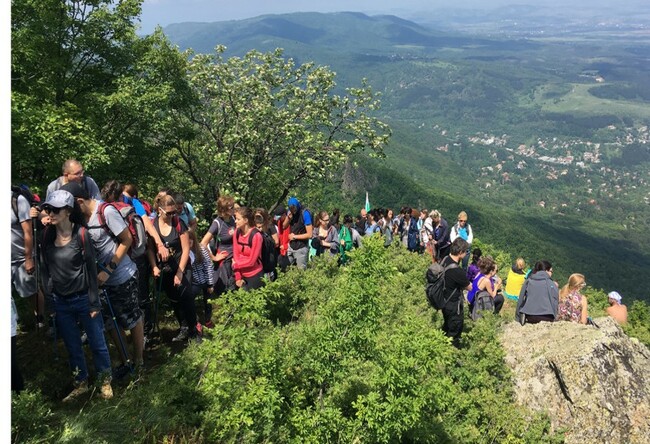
xmin=312 ymin=210 xmax=339 ymax=257
xmin=558 ymin=273 xmax=589 ymax=324
xmin=450 ymin=211 xmax=474 ymax=268
xmin=38 ymin=190 xmax=113 ymax=402
xmin=148 ymin=194 xmax=199 ymax=343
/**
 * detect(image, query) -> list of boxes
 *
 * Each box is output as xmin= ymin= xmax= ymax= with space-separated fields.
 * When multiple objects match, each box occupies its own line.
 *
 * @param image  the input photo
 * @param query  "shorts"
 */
xmin=11 ymin=262 xmax=37 ymax=298
xmin=100 ymin=274 xmax=142 ymax=331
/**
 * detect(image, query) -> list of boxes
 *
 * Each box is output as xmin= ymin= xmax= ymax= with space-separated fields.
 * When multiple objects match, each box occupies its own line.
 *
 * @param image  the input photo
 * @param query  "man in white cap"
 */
xmin=606 ymin=291 xmax=627 ymax=325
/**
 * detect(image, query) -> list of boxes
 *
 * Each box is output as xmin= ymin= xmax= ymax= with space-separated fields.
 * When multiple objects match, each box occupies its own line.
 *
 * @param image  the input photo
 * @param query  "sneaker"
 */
xmin=80 ymin=332 xmax=88 ymax=345
xmin=204 ymin=320 xmax=215 ymax=329
xmin=188 ymin=334 xmax=203 ymax=345
xmin=112 ymin=364 xmax=131 ymax=380
xmin=100 ymin=380 xmax=113 ymax=400
xmin=172 ymin=326 xmax=188 ymax=342
xmin=63 ymin=380 xmax=89 ymax=402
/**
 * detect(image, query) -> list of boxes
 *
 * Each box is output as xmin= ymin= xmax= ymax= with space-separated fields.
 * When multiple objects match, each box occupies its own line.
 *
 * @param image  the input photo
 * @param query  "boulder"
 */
xmin=501 ymin=317 xmax=650 ymax=444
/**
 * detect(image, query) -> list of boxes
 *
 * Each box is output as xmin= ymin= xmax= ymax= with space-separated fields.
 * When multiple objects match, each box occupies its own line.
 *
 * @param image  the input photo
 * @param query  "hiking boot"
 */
xmin=100 ymin=380 xmax=113 ymax=400
xmin=112 ymin=364 xmax=131 ymax=380
xmin=172 ymin=326 xmax=188 ymax=342
xmin=63 ymin=380 xmax=89 ymax=402
xmin=204 ymin=320 xmax=215 ymax=329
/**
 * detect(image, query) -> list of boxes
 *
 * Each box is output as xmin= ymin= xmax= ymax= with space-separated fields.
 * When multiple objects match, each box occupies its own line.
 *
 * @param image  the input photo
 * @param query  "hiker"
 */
xmin=283 ymin=197 xmax=313 ymax=270
xmin=12 ymin=186 xmax=44 ymax=327
xmin=440 ymin=238 xmax=472 ymax=348
xmin=467 ymin=256 xmax=504 ymax=314
xmin=11 ymin=297 xmax=24 ymax=393
xmin=201 ymin=195 xmax=235 ymax=296
xmin=557 ymin=273 xmax=588 ymax=324
xmin=450 ymin=211 xmax=473 ymax=268
xmin=63 ymin=181 xmax=144 ymax=376
xmin=173 ymin=192 xmax=198 ymax=232
xmin=417 ymin=209 xmax=429 ymax=252
xmin=232 ymin=206 xmax=264 ymax=291
xmin=504 ymin=257 xmax=529 ymax=300
xmin=188 ymin=230 xmax=215 ymax=330
xmin=430 ymin=210 xmax=451 ymax=260
xmin=274 ymin=206 xmax=291 ymax=272
xmin=466 ymin=248 xmax=482 ymax=283
xmin=378 ymin=208 xmax=394 ymax=247
xmin=121 ymin=183 xmax=168 ymax=341
xmin=254 ymin=207 xmax=279 ymax=280
xmin=312 ymin=210 xmax=340 ymax=257
xmin=38 ymin=190 xmax=113 ymax=401
xmin=515 ymin=260 xmax=559 ymax=325
xmin=148 ymin=194 xmax=200 ymax=343
xmin=606 ymin=291 xmax=627 ymax=325
xmin=400 ymin=208 xmax=419 ymax=252
xmin=356 ymin=208 xmax=368 ymax=234
xmin=364 ymin=209 xmax=381 ymax=236
xmin=46 ymin=159 xmax=101 ymax=200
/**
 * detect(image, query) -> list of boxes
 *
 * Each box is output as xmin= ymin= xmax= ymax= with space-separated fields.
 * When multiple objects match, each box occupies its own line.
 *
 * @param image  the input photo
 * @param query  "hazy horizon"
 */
xmin=139 ymin=0 xmax=649 ymax=34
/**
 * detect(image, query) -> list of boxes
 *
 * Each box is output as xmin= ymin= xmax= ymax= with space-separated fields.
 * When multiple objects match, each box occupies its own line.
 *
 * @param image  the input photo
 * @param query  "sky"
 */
xmin=139 ymin=0 xmax=645 ymax=34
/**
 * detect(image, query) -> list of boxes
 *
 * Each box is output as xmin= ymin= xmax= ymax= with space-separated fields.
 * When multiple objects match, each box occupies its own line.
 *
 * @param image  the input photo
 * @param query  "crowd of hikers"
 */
xmin=11 ymin=159 xmax=629 ymax=399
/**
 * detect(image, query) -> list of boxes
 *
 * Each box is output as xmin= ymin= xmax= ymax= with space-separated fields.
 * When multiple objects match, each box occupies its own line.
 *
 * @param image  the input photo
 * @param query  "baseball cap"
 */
xmin=41 ymin=190 xmax=74 ymax=210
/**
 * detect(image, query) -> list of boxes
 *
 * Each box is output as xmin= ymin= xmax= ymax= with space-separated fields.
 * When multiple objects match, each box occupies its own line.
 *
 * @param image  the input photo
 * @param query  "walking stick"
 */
xmin=98 ymin=263 xmax=134 ymax=374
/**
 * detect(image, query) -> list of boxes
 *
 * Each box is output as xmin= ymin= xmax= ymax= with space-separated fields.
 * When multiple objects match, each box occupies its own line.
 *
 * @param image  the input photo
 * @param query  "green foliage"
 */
xmin=173 ymin=46 xmax=390 ymax=218
xmin=624 ymin=301 xmax=650 ymax=347
xmin=11 ymin=390 xmax=57 ymax=443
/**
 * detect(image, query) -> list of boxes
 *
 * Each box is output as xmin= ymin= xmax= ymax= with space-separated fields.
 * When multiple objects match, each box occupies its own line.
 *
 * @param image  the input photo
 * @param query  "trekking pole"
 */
xmin=97 ymin=263 xmax=134 ymax=374
xmin=32 ymin=213 xmax=42 ymax=333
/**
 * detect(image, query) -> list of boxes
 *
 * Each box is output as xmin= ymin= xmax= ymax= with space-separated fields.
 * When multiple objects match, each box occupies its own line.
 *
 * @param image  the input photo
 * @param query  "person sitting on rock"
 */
xmin=515 ymin=260 xmax=559 ymax=324
xmin=557 ymin=273 xmax=588 ymax=324
xmin=606 ymin=291 xmax=627 ymax=325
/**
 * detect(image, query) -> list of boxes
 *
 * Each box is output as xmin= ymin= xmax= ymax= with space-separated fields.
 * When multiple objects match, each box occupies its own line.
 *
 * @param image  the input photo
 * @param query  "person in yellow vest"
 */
xmin=504 ymin=257 xmax=530 ymax=300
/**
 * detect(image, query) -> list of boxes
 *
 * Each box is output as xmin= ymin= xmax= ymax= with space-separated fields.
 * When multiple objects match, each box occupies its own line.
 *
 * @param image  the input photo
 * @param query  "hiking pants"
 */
xmin=442 ymin=299 xmax=464 ymax=348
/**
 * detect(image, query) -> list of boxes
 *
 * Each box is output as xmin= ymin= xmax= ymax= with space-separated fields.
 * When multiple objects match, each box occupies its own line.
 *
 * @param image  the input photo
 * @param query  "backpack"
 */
xmin=471 ymin=290 xmax=495 ymax=321
xmin=425 ymin=261 xmax=459 ymax=310
xmin=12 ymin=185 xmax=37 ymax=220
xmin=237 ymin=227 xmax=277 ymax=273
xmin=94 ymin=202 xmax=147 ymax=259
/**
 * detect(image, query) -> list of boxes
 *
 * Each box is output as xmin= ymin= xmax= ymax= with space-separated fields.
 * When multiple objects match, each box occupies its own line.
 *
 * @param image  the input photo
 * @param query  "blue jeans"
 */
xmin=54 ymin=293 xmax=112 ymax=383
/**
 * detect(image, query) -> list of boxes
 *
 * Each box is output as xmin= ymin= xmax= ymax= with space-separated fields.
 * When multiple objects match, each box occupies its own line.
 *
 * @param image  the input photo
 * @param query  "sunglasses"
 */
xmin=160 ymin=208 xmax=177 ymax=217
xmin=43 ymin=206 xmax=63 ymax=215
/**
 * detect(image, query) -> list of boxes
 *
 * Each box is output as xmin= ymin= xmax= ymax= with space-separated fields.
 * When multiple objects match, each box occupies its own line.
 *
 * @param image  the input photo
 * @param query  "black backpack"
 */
xmin=471 ymin=290 xmax=495 ymax=321
xmin=11 ymin=185 xmax=37 ymax=220
xmin=237 ymin=228 xmax=277 ymax=273
xmin=425 ymin=261 xmax=459 ymax=310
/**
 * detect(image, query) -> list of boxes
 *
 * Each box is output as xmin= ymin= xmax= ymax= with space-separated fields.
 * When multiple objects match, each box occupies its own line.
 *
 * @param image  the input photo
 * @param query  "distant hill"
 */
xmin=161 ymin=12 xmax=650 ymax=301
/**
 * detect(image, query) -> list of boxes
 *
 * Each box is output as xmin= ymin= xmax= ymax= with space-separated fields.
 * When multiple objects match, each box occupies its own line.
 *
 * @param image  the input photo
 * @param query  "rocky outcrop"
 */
xmin=501 ymin=317 xmax=650 ymax=444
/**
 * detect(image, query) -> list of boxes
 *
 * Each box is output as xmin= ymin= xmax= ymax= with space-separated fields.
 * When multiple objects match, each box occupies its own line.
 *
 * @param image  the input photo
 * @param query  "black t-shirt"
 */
xmin=441 ymin=255 xmax=470 ymax=303
xmin=154 ymin=216 xmax=188 ymax=273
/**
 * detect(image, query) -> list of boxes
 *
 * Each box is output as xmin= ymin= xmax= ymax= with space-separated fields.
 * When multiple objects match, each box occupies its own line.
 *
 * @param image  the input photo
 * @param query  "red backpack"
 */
xmin=95 ymin=202 xmax=147 ymax=260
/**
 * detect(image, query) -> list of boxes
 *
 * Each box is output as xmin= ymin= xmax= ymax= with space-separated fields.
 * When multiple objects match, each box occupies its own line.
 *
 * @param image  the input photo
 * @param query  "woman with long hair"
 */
xmin=467 ymin=256 xmax=504 ymax=315
xmin=188 ymin=230 xmax=215 ymax=329
xmin=148 ymin=194 xmax=199 ymax=342
xmin=558 ymin=273 xmax=588 ymax=324
xmin=201 ymin=196 xmax=235 ymax=296
xmin=312 ymin=210 xmax=340 ymax=257
xmin=515 ymin=260 xmax=559 ymax=324
xmin=39 ymin=190 xmax=113 ymax=401
xmin=232 ymin=206 xmax=264 ymax=291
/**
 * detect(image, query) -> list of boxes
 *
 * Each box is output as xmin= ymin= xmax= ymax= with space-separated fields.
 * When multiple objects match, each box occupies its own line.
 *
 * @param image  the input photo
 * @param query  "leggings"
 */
xmin=162 ymin=272 xmax=197 ymax=337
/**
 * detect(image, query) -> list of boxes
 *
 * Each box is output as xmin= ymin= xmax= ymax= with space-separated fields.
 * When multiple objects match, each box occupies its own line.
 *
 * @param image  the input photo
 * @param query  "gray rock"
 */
xmin=501 ymin=317 xmax=650 ymax=444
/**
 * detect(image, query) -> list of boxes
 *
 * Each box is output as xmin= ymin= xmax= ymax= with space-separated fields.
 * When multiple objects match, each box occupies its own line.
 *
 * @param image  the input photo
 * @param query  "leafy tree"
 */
xmin=172 ymin=46 xmax=390 ymax=216
xmin=11 ymin=0 xmax=192 ymax=194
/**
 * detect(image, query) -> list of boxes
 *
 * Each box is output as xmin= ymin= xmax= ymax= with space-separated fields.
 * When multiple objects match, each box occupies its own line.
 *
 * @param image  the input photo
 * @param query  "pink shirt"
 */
xmin=232 ymin=228 xmax=263 ymax=281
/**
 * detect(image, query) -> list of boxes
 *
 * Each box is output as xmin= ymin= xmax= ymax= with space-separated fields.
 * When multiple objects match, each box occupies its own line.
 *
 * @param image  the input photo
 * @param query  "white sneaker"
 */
xmin=172 ymin=326 xmax=188 ymax=342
